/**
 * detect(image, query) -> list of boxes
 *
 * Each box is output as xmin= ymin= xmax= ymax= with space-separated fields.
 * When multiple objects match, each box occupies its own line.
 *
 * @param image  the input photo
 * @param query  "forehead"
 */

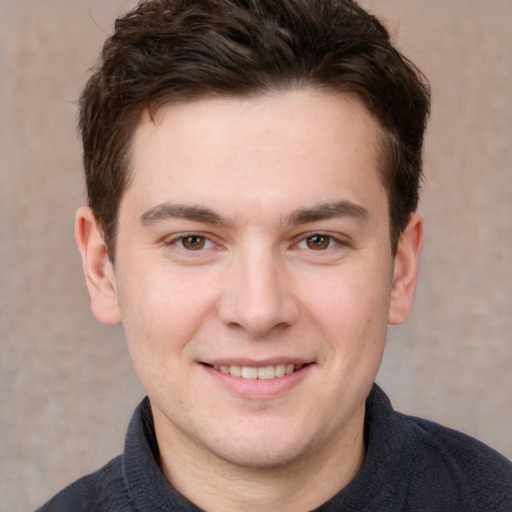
xmin=124 ymin=90 xmax=387 ymax=222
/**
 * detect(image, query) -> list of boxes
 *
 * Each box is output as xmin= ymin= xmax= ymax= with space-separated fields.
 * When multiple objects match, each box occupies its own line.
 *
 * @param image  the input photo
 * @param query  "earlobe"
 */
xmin=75 ymin=206 xmax=122 ymax=325
xmin=388 ymin=212 xmax=423 ymax=325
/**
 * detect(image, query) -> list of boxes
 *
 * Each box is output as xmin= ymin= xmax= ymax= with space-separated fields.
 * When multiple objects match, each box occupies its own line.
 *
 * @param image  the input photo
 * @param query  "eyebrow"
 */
xmin=139 ymin=200 xmax=369 ymax=228
xmin=286 ymin=201 xmax=369 ymax=225
xmin=140 ymin=203 xmax=232 ymax=227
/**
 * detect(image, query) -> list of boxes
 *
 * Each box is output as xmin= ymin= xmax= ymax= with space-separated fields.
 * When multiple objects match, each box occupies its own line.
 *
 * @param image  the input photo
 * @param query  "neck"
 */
xmin=154 ymin=405 xmax=366 ymax=512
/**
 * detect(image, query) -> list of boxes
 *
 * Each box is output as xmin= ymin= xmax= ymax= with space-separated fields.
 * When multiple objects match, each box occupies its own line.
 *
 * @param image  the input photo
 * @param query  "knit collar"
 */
xmin=121 ymin=384 xmax=408 ymax=511
xmin=122 ymin=397 xmax=202 ymax=511
xmin=315 ymin=384 xmax=411 ymax=511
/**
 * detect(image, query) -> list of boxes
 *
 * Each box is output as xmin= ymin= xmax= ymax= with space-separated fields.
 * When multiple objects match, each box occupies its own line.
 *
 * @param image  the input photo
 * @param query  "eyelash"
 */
xmin=165 ymin=232 xmax=346 ymax=252
xmin=294 ymin=233 xmax=347 ymax=251
xmin=165 ymin=233 xmax=215 ymax=250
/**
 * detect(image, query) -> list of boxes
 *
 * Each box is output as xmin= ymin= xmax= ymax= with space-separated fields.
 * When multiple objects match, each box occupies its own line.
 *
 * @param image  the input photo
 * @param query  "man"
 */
xmin=37 ymin=0 xmax=512 ymax=510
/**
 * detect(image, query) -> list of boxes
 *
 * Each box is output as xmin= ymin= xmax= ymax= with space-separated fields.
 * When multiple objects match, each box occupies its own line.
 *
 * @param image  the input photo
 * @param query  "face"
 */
xmin=78 ymin=90 xmax=421 ymax=471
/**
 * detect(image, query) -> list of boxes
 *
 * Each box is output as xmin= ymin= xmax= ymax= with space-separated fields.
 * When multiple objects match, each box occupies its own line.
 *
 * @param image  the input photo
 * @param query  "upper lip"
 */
xmin=201 ymin=358 xmax=312 ymax=367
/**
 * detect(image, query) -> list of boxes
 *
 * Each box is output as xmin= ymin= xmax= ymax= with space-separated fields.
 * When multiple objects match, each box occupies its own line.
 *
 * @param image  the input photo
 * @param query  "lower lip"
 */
xmin=201 ymin=364 xmax=312 ymax=399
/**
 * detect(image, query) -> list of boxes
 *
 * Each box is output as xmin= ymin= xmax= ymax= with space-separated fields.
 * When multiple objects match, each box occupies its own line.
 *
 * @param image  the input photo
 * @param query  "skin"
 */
xmin=76 ymin=89 xmax=423 ymax=511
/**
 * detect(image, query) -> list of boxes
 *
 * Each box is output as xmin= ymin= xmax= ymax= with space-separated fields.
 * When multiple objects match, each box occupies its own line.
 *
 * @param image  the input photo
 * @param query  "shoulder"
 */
xmin=34 ymin=455 xmax=128 ymax=512
xmin=397 ymin=411 xmax=512 ymax=510
xmin=357 ymin=386 xmax=512 ymax=511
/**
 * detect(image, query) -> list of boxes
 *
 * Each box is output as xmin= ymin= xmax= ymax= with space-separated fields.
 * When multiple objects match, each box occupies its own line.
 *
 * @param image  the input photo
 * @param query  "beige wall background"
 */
xmin=1 ymin=1 xmax=511 ymax=510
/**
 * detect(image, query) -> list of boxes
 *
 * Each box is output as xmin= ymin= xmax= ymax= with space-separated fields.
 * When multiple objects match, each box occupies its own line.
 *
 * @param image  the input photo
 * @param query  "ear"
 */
xmin=75 ymin=206 xmax=122 ymax=325
xmin=388 ymin=212 xmax=423 ymax=325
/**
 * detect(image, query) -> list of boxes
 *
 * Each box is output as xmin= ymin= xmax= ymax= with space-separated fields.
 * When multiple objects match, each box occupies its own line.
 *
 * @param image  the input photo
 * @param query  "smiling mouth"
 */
xmin=203 ymin=363 xmax=306 ymax=380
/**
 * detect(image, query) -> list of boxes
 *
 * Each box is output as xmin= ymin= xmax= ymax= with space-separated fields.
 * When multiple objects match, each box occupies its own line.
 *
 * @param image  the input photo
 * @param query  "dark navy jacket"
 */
xmin=36 ymin=385 xmax=512 ymax=511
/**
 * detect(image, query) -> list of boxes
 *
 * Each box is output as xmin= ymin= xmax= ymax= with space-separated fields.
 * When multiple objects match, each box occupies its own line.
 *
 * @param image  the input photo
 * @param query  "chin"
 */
xmin=215 ymin=442 xmax=308 ymax=470
xmin=207 ymin=423 xmax=325 ymax=471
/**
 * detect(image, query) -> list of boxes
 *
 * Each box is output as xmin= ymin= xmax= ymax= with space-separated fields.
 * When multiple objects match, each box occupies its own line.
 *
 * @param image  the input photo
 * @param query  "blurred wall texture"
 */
xmin=1 ymin=1 xmax=511 ymax=510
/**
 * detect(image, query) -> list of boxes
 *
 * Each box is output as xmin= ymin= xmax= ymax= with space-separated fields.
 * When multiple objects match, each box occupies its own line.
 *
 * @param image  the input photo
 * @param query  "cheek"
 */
xmin=303 ymin=265 xmax=392 ymax=330
xmin=116 ymin=266 xmax=219 ymax=357
xmin=299 ymin=263 xmax=392 ymax=379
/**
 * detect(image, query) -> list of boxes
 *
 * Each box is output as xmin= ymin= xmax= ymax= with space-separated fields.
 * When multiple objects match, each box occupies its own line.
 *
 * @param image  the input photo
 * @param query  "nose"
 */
xmin=217 ymin=246 xmax=300 ymax=337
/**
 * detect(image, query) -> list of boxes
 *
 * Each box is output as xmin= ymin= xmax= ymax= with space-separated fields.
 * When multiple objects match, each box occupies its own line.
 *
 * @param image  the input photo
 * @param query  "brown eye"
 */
xmin=306 ymin=234 xmax=330 ymax=250
xmin=181 ymin=235 xmax=206 ymax=250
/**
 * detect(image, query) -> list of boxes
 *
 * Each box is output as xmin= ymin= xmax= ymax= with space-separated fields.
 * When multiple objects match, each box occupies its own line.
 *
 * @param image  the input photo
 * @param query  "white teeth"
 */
xmin=275 ymin=364 xmax=286 ymax=377
xmin=229 ymin=364 xmax=242 ymax=377
xmin=257 ymin=365 xmax=275 ymax=380
xmin=241 ymin=366 xmax=258 ymax=379
xmin=211 ymin=363 xmax=304 ymax=379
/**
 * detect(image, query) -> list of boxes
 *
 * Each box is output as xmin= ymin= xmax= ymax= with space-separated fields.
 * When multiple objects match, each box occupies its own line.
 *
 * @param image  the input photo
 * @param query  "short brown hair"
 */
xmin=79 ymin=0 xmax=430 ymax=259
